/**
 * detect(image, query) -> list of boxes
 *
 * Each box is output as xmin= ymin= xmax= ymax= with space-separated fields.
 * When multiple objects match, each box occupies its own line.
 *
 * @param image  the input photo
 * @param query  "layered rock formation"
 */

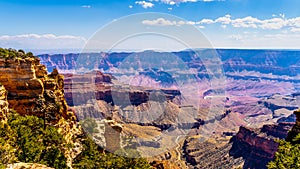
xmin=261 ymin=122 xmax=294 ymax=138
xmin=38 ymin=50 xmax=300 ymax=78
xmin=183 ymin=135 xmax=244 ymax=169
xmin=37 ymin=50 xmax=300 ymax=169
xmin=0 ymin=84 xmax=9 ymax=121
xmin=63 ymin=70 xmax=182 ymax=123
xmin=183 ymin=122 xmax=294 ymax=169
xmin=229 ymin=123 xmax=293 ymax=169
xmin=0 ymin=57 xmax=75 ymax=123
xmin=63 ymin=71 xmax=181 ymax=108
xmin=0 ymin=55 xmax=82 ymax=168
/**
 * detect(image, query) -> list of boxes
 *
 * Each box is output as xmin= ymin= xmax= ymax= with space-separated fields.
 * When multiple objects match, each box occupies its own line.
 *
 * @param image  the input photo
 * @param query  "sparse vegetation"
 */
xmin=0 ymin=110 xmax=152 ymax=169
xmin=80 ymin=118 xmax=99 ymax=136
xmin=73 ymin=136 xmax=152 ymax=169
xmin=0 ymin=110 xmax=68 ymax=168
xmin=0 ymin=48 xmax=36 ymax=59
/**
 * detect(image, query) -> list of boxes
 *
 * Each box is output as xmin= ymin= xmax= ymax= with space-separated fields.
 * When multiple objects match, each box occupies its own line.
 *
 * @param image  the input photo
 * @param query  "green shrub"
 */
xmin=0 ymin=48 xmax=37 ymax=59
xmin=0 ymin=111 xmax=68 ymax=168
xmin=268 ymin=134 xmax=300 ymax=169
xmin=73 ymin=136 xmax=152 ymax=169
xmin=0 ymin=110 xmax=152 ymax=169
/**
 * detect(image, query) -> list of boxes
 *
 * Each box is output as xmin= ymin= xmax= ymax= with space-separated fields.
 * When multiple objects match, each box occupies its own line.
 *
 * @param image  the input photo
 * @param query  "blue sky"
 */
xmin=0 ymin=0 xmax=300 ymax=52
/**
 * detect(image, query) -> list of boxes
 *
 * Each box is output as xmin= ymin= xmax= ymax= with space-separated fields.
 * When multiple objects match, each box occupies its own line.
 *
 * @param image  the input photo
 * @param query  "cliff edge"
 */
xmin=0 ymin=48 xmax=82 ymax=168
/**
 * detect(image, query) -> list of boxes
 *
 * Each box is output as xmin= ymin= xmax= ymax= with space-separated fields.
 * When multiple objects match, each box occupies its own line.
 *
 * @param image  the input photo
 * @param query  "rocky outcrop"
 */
xmin=230 ymin=127 xmax=278 ymax=169
xmin=0 ymin=56 xmax=82 ymax=168
xmin=63 ymin=71 xmax=181 ymax=107
xmin=261 ymin=122 xmax=294 ymax=138
xmin=91 ymin=119 xmax=123 ymax=152
xmin=183 ymin=136 xmax=244 ymax=169
xmin=0 ymin=57 xmax=75 ymax=123
xmin=64 ymin=71 xmax=152 ymax=107
xmin=0 ymin=57 xmax=45 ymax=114
xmin=0 ymin=84 xmax=9 ymax=121
xmin=229 ymin=123 xmax=293 ymax=169
xmin=183 ymin=122 xmax=294 ymax=169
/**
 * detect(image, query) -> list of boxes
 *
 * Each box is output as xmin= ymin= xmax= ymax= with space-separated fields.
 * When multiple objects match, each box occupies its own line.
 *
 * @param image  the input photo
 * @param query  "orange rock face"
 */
xmin=0 ymin=85 xmax=9 ymax=121
xmin=0 ymin=57 xmax=82 ymax=167
xmin=0 ymin=57 xmax=74 ymax=122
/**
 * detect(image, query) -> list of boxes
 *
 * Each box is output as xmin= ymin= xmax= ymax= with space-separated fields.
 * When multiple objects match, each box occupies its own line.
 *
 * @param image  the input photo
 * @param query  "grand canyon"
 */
xmin=1 ymin=0 xmax=300 ymax=168
xmin=32 ymin=49 xmax=300 ymax=168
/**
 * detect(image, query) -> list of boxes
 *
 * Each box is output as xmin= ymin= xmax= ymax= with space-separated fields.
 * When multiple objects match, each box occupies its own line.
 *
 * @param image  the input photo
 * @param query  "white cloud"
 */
xmin=231 ymin=16 xmax=260 ymax=28
xmin=142 ymin=18 xmax=198 ymax=27
xmin=129 ymin=5 xmax=133 ymax=8
xmin=134 ymin=0 xmax=223 ymax=8
xmin=0 ymin=34 xmax=86 ymax=49
xmin=215 ymin=14 xmax=231 ymax=24
xmin=142 ymin=15 xmax=300 ymax=34
xmin=259 ymin=18 xmax=286 ymax=29
xmin=198 ymin=14 xmax=300 ymax=31
xmin=287 ymin=17 xmax=300 ymax=27
xmin=169 ymin=1 xmax=176 ymax=5
xmin=135 ymin=1 xmax=154 ymax=8
xmin=160 ymin=0 xmax=221 ymax=4
xmin=186 ymin=21 xmax=196 ymax=25
xmin=198 ymin=19 xmax=214 ymax=24
xmin=142 ymin=18 xmax=177 ymax=26
xmin=81 ymin=5 xmax=91 ymax=8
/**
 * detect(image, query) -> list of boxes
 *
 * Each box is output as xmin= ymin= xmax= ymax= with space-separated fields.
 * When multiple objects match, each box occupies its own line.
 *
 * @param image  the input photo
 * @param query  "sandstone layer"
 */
xmin=0 ymin=84 xmax=9 ymax=121
xmin=0 ymin=56 xmax=82 ymax=168
xmin=0 ymin=57 xmax=75 ymax=123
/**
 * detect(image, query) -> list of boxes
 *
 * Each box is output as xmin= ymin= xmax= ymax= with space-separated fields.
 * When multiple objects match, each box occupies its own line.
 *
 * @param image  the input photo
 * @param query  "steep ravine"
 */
xmin=182 ymin=122 xmax=294 ymax=169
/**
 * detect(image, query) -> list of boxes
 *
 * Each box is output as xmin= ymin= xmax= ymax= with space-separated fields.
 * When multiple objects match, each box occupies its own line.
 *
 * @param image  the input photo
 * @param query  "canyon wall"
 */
xmin=0 ymin=57 xmax=75 ymax=123
xmin=0 ymin=56 xmax=82 ymax=167
xmin=38 ymin=50 xmax=300 ymax=78
xmin=0 ymin=85 xmax=9 ymax=121
xmin=229 ymin=123 xmax=293 ymax=169
xmin=183 ymin=123 xmax=294 ymax=169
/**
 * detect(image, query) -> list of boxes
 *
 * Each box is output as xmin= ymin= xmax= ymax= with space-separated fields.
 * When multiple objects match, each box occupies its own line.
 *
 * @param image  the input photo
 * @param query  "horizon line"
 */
xmin=18 ymin=48 xmax=300 ymax=55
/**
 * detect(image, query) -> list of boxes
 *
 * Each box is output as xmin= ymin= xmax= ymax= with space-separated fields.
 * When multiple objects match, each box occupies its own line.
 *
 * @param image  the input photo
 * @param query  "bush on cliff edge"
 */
xmin=268 ymin=134 xmax=300 ymax=169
